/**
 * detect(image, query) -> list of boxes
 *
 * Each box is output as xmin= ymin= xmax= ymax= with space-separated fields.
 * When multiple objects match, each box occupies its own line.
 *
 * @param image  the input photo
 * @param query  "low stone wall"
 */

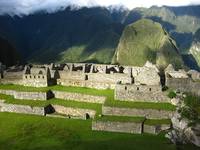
xmin=92 ymin=121 xmax=142 ymax=134
xmin=0 ymin=89 xmax=51 ymax=100
xmin=53 ymin=91 xmax=106 ymax=104
xmin=57 ymin=79 xmax=115 ymax=89
xmin=102 ymin=106 xmax=174 ymax=119
xmin=49 ymin=105 xmax=96 ymax=119
xmin=0 ymin=89 xmax=15 ymax=96
xmin=143 ymin=124 xmax=171 ymax=134
xmin=14 ymin=91 xmax=48 ymax=100
xmin=115 ymin=84 xmax=170 ymax=103
xmin=0 ymin=79 xmax=23 ymax=85
xmin=0 ymin=103 xmax=45 ymax=115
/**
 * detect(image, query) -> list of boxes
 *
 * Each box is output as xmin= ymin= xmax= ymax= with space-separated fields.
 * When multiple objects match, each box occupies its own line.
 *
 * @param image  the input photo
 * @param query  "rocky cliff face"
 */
xmin=112 ymin=19 xmax=184 ymax=69
xmin=189 ymin=29 xmax=200 ymax=67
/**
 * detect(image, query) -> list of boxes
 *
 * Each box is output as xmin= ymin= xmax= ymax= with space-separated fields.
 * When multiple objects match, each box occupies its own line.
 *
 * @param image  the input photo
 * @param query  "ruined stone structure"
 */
xmin=165 ymin=65 xmax=200 ymax=96
xmin=0 ymin=61 xmax=200 ymax=102
xmin=57 ymin=63 xmax=132 ymax=89
xmin=23 ymin=65 xmax=52 ymax=87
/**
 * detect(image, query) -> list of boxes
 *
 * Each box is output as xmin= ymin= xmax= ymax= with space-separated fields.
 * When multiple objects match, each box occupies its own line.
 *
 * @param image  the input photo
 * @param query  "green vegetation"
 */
xmin=0 ymin=112 xmax=198 ymax=150
xmin=168 ymin=90 xmax=177 ymax=99
xmin=112 ymin=19 xmax=184 ymax=69
xmin=179 ymin=94 xmax=200 ymax=123
xmin=144 ymin=119 xmax=171 ymax=125
xmin=0 ymin=37 xmax=20 ymax=66
xmin=105 ymin=99 xmax=176 ymax=111
xmin=0 ymin=84 xmax=199 ymax=150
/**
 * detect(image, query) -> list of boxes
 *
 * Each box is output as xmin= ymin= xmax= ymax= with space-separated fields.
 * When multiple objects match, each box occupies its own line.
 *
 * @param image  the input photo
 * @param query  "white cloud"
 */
xmin=0 ymin=0 xmax=200 ymax=16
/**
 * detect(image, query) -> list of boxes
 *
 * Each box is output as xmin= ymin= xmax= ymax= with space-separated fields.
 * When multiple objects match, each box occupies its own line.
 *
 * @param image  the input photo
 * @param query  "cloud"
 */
xmin=0 ymin=0 xmax=200 ymax=16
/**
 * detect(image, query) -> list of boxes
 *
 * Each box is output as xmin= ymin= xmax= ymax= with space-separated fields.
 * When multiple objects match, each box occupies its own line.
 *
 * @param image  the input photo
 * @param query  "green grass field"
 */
xmin=0 ymin=84 xmax=199 ymax=150
xmin=0 ymin=112 xmax=198 ymax=150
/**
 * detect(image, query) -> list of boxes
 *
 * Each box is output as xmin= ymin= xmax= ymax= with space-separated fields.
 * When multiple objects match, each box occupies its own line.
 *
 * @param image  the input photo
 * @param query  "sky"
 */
xmin=0 ymin=0 xmax=200 ymax=16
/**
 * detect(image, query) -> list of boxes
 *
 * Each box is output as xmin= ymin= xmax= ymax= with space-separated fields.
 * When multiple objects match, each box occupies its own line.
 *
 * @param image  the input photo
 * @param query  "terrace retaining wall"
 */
xmin=0 ymin=89 xmax=51 ymax=100
xmin=102 ymin=106 xmax=174 ymax=119
xmin=92 ymin=121 xmax=142 ymax=134
xmin=0 ymin=103 xmax=45 ymax=115
xmin=46 ymin=105 xmax=96 ymax=119
xmin=53 ymin=91 xmax=106 ymax=104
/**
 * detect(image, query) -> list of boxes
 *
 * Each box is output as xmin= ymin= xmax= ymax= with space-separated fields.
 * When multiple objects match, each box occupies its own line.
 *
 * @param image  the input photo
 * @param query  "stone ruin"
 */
xmin=165 ymin=64 xmax=200 ymax=96
xmin=0 ymin=61 xmax=200 ymax=101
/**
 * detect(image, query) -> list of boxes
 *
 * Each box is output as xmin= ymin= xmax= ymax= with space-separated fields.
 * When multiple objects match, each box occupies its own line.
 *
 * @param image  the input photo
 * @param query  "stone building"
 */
xmin=114 ymin=61 xmax=169 ymax=102
xmin=23 ymin=65 xmax=52 ymax=87
xmin=165 ymin=64 xmax=200 ymax=96
xmin=0 ymin=65 xmax=23 ymax=85
xmin=57 ymin=63 xmax=133 ymax=89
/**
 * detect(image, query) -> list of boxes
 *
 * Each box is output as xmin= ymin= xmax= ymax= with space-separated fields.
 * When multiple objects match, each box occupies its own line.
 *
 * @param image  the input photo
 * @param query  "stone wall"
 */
xmin=0 ymin=89 xmax=50 ymax=100
xmin=166 ymin=78 xmax=200 ymax=96
xmin=0 ymin=71 xmax=23 ymax=85
xmin=14 ymin=91 xmax=49 ymax=100
xmin=23 ymin=75 xmax=49 ymax=87
xmin=0 ymin=89 xmax=15 ymax=96
xmin=143 ymin=124 xmax=171 ymax=134
xmin=87 ymin=73 xmax=132 ymax=84
xmin=53 ymin=91 xmax=106 ymax=104
xmin=102 ymin=106 xmax=174 ymax=119
xmin=49 ymin=105 xmax=96 ymax=119
xmin=0 ymin=79 xmax=23 ymax=85
xmin=115 ymin=84 xmax=170 ymax=103
xmin=58 ymin=71 xmax=86 ymax=81
xmin=57 ymin=79 xmax=115 ymax=89
xmin=92 ymin=121 xmax=142 ymax=134
xmin=0 ymin=103 xmax=45 ymax=115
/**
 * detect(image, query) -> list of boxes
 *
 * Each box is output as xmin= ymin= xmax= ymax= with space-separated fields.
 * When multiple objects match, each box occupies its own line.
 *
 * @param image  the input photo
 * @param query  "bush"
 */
xmin=180 ymin=107 xmax=198 ymax=121
xmin=168 ymin=90 xmax=176 ymax=99
xmin=184 ymin=94 xmax=200 ymax=108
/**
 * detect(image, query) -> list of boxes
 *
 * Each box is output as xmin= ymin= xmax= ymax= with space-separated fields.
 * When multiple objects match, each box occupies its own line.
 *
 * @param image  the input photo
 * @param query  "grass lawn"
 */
xmin=0 ymin=112 xmax=198 ymax=150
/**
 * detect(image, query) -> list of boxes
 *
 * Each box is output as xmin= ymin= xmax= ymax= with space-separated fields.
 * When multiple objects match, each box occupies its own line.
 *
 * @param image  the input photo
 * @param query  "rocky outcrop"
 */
xmin=166 ymin=96 xmax=200 ymax=147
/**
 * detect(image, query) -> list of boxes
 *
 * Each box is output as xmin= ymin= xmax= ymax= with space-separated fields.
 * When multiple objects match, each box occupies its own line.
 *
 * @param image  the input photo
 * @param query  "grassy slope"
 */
xmin=0 ymin=112 xmax=198 ymax=150
xmin=113 ymin=19 xmax=184 ymax=69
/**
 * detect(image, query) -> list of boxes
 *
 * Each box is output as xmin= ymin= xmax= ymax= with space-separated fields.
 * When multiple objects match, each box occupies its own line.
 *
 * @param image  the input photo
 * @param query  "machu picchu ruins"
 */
xmin=0 ymin=61 xmax=200 ymax=147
